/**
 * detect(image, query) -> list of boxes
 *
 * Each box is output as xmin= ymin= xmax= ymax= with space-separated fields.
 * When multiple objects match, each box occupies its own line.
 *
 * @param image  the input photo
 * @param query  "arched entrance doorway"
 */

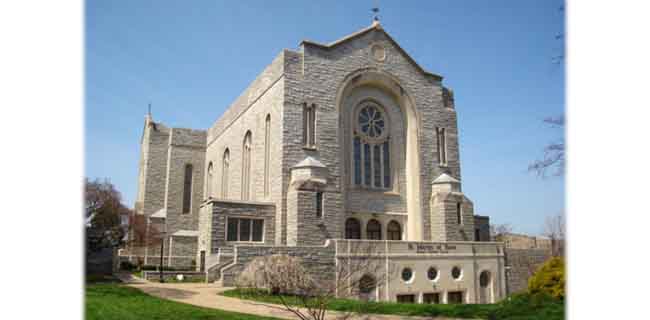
xmin=479 ymin=270 xmax=492 ymax=303
xmin=358 ymin=274 xmax=377 ymax=301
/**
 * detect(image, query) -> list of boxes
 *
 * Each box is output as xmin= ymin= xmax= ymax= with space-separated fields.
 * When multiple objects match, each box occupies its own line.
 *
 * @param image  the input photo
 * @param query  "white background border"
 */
xmin=1 ymin=1 xmax=650 ymax=319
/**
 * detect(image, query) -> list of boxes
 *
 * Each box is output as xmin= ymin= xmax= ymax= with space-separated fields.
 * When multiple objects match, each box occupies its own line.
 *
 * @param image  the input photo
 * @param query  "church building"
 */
xmin=130 ymin=20 xmax=509 ymax=304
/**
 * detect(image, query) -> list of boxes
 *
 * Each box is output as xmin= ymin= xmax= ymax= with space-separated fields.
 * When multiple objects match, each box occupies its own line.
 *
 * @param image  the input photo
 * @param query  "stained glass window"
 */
xmin=353 ymin=102 xmax=391 ymax=189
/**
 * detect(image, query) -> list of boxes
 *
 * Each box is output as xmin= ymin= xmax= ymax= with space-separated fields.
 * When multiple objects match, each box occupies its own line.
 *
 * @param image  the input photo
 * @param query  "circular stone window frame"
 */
xmin=451 ymin=266 xmax=463 ymax=281
xmin=401 ymin=267 xmax=415 ymax=284
xmin=426 ymin=266 xmax=440 ymax=282
xmin=354 ymin=100 xmax=390 ymax=144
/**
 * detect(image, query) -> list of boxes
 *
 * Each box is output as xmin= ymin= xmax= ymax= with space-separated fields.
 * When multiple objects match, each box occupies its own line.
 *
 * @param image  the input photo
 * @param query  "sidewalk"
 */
xmin=121 ymin=276 xmax=470 ymax=320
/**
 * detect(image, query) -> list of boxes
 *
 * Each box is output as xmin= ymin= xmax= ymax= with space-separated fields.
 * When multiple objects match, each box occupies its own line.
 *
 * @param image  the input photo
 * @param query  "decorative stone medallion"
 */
xmin=370 ymin=44 xmax=386 ymax=62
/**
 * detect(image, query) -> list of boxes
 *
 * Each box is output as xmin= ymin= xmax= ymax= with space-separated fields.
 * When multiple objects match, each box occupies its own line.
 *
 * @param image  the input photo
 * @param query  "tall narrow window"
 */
xmin=456 ymin=202 xmax=462 ymax=225
xmin=315 ymin=192 xmax=323 ymax=218
xmin=241 ymin=131 xmax=252 ymax=200
xmin=345 ymin=218 xmax=361 ymax=239
xmin=353 ymin=102 xmax=391 ymax=189
xmin=182 ymin=164 xmax=193 ymax=214
xmin=437 ymin=127 xmax=447 ymax=165
xmin=303 ymin=103 xmax=316 ymax=148
xmin=206 ymin=162 xmax=213 ymax=199
xmin=264 ymin=115 xmax=271 ymax=197
xmin=363 ymin=143 xmax=371 ymax=186
xmin=221 ymin=149 xmax=230 ymax=198
xmin=353 ymin=137 xmax=361 ymax=185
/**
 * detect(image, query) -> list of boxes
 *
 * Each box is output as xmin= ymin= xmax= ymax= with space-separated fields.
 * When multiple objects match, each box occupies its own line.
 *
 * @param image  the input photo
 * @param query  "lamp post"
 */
xmin=159 ymin=218 xmax=166 ymax=283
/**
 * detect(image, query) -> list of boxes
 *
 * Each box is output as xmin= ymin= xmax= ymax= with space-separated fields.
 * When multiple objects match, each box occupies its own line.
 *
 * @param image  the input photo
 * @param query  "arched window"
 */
xmin=241 ymin=131 xmax=252 ymax=200
xmin=221 ymin=149 xmax=230 ymax=199
xmin=480 ymin=271 xmax=491 ymax=288
xmin=206 ymin=162 xmax=213 ymax=198
xmin=182 ymin=164 xmax=193 ymax=214
xmin=353 ymin=101 xmax=390 ymax=188
xmin=264 ymin=115 xmax=271 ymax=197
xmin=387 ymin=220 xmax=402 ymax=240
xmin=345 ymin=218 xmax=361 ymax=239
xmin=366 ymin=219 xmax=382 ymax=240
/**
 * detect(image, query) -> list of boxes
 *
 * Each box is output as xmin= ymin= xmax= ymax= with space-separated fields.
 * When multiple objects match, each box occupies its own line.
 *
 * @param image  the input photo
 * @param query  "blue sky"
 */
xmin=86 ymin=0 xmax=564 ymax=235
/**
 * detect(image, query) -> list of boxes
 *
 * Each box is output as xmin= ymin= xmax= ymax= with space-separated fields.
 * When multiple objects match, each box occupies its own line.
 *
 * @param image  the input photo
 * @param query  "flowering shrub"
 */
xmin=528 ymin=256 xmax=565 ymax=300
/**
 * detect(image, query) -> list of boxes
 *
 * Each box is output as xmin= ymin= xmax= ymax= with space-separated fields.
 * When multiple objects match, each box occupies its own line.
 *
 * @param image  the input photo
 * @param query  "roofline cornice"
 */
xmin=299 ymin=23 xmax=443 ymax=81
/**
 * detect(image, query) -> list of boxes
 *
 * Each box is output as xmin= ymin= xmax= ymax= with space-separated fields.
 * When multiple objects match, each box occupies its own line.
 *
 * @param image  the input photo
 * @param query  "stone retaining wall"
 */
xmin=504 ymin=248 xmax=551 ymax=294
xmin=142 ymin=271 xmax=206 ymax=282
xmin=221 ymin=242 xmax=336 ymax=287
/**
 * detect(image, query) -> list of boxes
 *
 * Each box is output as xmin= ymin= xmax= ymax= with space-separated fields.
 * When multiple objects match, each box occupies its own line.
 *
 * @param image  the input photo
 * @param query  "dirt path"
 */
xmin=121 ymin=274 xmax=468 ymax=320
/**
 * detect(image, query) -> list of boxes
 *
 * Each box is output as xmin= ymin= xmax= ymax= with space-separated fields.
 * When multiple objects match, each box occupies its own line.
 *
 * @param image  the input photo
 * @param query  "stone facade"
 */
xmin=126 ymin=22 xmax=547 ymax=303
xmin=474 ymin=215 xmax=491 ymax=242
xmin=504 ymin=248 xmax=551 ymax=294
xmin=497 ymin=232 xmax=553 ymax=250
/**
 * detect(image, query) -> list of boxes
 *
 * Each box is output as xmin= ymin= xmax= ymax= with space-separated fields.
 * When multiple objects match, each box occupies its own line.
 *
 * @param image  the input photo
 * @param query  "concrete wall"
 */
xmin=222 ymin=240 xmax=506 ymax=303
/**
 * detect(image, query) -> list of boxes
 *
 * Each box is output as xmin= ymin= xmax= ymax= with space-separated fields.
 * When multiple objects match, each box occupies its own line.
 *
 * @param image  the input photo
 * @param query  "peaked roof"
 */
xmin=150 ymin=208 xmax=167 ymax=219
xmin=172 ymin=230 xmax=198 ymax=237
xmin=293 ymin=156 xmax=326 ymax=169
xmin=300 ymin=21 xmax=442 ymax=81
xmin=432 ymin=173 xmax=460 ymax=184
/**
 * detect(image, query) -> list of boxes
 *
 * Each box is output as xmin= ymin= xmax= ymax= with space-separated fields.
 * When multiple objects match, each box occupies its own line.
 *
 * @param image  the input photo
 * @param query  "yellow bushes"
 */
xmin=528 ymin=256 xmax=565 ymax=300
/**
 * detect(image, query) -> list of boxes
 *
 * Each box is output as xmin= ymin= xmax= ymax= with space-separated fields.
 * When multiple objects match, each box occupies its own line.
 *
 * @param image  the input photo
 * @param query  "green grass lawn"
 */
xmin=86 ymin=284 xmax=280 ymax=320
xmin=222 ymin=288 xmax=564 ymax=320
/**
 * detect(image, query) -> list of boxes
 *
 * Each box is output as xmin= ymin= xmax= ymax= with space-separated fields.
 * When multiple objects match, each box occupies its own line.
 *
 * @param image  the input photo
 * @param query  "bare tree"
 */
xmin=529 ymin=116 xmax=565 ymax=177
xmin=530 ymin=5 xmax=566 ymax=178
xmin=235 ymin=241 xmax=393 ymax=320
xmin=125 ymin=213 xmax=162 ymax=248
xmin=85 ymin=178 xmax=131 ymax=252
xmin=542 ymin=213 xmax=565 ymax=256
xmin=490 ymin=223 xmax=513 ymax=241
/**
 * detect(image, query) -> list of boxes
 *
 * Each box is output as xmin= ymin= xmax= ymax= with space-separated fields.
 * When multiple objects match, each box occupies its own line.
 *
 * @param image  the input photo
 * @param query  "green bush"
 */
xmin=528 ymin=256 xmax=565 ymax=300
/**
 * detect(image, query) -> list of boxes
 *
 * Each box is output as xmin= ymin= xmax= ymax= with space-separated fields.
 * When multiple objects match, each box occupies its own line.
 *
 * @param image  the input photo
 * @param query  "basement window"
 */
xmin=447 ymin=291 xmax=464 ymax=304
xmin=396 ymin=294 xmax=416 ymax=304
xmin=422 ymin=292 xmax=440 ymax=304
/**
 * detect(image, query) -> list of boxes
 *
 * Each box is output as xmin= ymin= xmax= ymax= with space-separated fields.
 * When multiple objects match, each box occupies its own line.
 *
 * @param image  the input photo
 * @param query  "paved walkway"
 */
xmin=119 ymin=274 xmax=469 ymax=320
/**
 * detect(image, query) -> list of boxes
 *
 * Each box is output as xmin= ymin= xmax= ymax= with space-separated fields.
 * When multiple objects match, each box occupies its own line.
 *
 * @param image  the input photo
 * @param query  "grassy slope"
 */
xmin=222 ymin=289 xmax=564 ymax=320
xmin=86 ymin=284 xmax=279 ymax=320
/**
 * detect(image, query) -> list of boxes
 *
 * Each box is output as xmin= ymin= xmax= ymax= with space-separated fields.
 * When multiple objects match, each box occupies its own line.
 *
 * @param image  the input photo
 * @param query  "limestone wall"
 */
xmin=282 ymin=25 xmax=463 ymax=242
xmin=141 ymin=121 xmax=170 ymax=217
xmin=207 ymin=200 xmax=276 ymax=253
xmin=204 ymin=52 xmax=285 ymax=245
xmin=474 ymin=215 xmax=491 ymax=241
xmin=504 ymin=248 xmax=551 ymax=294
xmin=164 ymin=128 xmax=206 ymax=235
